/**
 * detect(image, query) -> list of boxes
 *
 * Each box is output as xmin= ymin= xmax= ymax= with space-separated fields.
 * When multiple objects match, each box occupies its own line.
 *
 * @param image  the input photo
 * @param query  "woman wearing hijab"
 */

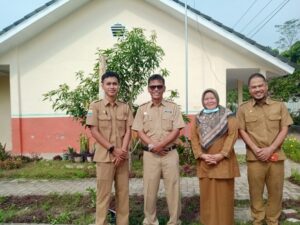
xmin=191 ymin=89 xmax=240 ymax=225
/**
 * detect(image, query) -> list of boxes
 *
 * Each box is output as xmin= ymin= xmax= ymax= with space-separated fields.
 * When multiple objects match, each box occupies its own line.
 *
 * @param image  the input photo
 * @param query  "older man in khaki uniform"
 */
xmin=132 ymin=74 xmax=185 ymax=225
xmin=237 ymin=73 xmax=293 ymax=225
xmin=86 ymin=71 xmax=133 ymax=225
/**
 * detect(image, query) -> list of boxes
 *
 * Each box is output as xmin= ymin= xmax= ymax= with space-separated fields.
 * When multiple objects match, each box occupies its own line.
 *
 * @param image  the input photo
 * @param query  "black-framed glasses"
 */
xmin=149 ymin=85 xmax=164 ymax=90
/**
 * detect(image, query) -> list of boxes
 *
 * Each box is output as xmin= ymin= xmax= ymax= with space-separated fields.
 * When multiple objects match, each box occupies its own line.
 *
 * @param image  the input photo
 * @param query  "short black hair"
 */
xmin=101 ymin=71 xmax=120 ymax=83
xmin=248 ymin=73 xmax=266 ymax=86
xmin=148 ymin=74 xmax=165 ymax=85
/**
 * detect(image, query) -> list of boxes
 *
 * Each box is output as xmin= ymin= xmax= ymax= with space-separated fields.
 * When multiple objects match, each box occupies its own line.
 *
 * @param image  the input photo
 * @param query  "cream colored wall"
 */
xmin=0 ymin=0 xmax=282 ymax=117
xmin=0 ymin=75 xmax=12 ymax=150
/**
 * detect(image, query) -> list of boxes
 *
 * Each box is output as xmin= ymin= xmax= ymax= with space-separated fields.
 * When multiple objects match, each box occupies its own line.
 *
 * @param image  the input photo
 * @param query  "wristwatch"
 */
xmin=108 ymin=145 xmax=115 ymax=153
xmin=148 ymin=144 xmax=154 ymax=152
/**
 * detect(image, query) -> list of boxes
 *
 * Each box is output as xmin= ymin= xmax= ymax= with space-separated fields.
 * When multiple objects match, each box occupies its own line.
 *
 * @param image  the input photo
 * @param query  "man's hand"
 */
xmin=112 ymin=147 xmax=126 ymax=166
xmin=151 ymin=143 xmax=168 ymax=156
xmin=256 ymin=147 xmax=274 ymax=161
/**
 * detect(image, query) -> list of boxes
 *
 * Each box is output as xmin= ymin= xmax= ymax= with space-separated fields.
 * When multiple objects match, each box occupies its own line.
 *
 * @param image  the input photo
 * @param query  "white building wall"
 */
xmin=0 ymin=0 xmax=285 ymax=118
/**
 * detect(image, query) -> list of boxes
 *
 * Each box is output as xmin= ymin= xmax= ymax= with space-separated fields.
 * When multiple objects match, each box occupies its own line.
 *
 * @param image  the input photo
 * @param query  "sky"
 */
xmin=0 ymin=0 xmax=299 ymax=49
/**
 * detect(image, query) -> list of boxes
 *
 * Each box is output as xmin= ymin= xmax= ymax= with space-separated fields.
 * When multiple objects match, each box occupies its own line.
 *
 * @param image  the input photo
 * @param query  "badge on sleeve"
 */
xmin=87 ymin=110 xmax=93 ymax=117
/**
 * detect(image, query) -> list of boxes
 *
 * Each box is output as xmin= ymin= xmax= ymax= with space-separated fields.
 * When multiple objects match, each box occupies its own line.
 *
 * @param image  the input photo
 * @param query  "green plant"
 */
xmin=48 ymin=211 xmax=72 ymax=224
xmin=0 ymin=158 xmax=23 ymax=170
xmin=79 ymin=133 xmax=89 ymax=154
xmin=0 ymin=142 xmax=10 ymax=161
xmin=86 ymin=187 xmax=96 ymax=208
xmin=282 ymin=136 xmax=300 ymax=162
xmin=43 ymin=28 xmax=168 ymax=125
xmin=177 ymin=136 xmax=195 ymax=166
xmin=290 ymin=168 xmax=300 ymax=185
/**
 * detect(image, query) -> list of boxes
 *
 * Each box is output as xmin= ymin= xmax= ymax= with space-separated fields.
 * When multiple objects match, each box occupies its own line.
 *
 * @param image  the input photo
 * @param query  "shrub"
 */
xmin=0 ymin=158 xmax=22 ymax=170
xmin=289 ymin=168 xmax=300 ymax=185
xmin=0 ymin=142 xmax=10 ymax=161
xmin=282 ymin=136 xmax=300 ymax=162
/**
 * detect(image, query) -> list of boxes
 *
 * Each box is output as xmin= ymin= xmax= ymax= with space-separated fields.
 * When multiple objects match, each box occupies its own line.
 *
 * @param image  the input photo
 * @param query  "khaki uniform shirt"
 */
xmin=237 ymin=97 xmax=293 ymax=161
xmin=86 ymin=99 xmax=133 ymax=162
xmin=132 ymin=100 xmax=185 ymax=146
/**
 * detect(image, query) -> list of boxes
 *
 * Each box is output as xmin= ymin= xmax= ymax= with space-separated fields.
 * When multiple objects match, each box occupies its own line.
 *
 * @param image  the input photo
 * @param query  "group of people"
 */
xmin=86 ymin=71 xmax=293 ymax=225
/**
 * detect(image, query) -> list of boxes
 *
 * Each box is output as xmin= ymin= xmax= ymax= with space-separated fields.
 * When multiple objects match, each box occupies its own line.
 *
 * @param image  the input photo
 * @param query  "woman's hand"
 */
xmin=201 ymin=154 xmax=217 ymax=165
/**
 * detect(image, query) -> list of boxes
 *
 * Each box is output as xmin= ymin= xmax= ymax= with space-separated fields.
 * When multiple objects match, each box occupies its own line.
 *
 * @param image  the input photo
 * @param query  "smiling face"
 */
xmin=101 ymin=76 xmax=119 ymax=98
xmin=248 ymin=76 xmax=268 ymax=101
xmin=203 ymin=91 xmax=218 ymax=109
xmin=148 ymin=79 xmax=165 ymax=101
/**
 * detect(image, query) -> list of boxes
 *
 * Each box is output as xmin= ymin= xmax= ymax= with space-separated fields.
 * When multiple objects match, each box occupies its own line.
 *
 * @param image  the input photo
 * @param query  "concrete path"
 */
xmin=1 ymin=162 xmax=300 ymax=200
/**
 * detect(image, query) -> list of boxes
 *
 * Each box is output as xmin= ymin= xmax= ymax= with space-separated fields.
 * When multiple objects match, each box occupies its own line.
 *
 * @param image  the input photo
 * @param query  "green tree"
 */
xmin=268 ymin=41 xmax=300 ymax=102
xmin=275 ymin=18 xmax=300 ymax=51
xmin=43 ymin=28 xmax=168 ymax=125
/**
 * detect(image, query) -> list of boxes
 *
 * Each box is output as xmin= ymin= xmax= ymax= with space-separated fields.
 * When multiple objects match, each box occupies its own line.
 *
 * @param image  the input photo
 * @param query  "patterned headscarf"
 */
xmin=196 ymin=89 xmax=233 ymax=150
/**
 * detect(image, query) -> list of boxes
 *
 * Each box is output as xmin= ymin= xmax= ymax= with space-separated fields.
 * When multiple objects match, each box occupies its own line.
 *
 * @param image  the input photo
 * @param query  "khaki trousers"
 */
xmin=247 ymin=161 xmax=284 ymax=225
xmin=96 ymin=161 xmax=129 ymax=225
xmin=143 ymin=150 xmax=181 ymax=225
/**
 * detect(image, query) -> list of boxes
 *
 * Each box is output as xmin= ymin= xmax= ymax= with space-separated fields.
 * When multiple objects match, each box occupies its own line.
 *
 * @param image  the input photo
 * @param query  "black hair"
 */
xmin=248 ymin=73 xmax=266 ymax=86
xmin=148 ymin=74 xmax=165 ymax=85
xmin=101 ymin=71 xmax=120 ymax=83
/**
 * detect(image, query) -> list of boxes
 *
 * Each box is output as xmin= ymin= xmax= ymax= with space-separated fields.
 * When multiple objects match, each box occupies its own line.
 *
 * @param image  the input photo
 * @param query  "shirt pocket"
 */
xmin=268 ymin=114 xmax=281 ymax=130
xmin=98 ymin=114 xmax=111 ymax=131
xmin=117 ymin=114 xmax=127 ymax=137
xmin=162 ymin=113 xmax=173 ymax=131
xmin=143 ymin=115 xmax=152 ymax=133
xmin=245 ymin=116 xmax=257 ymax=132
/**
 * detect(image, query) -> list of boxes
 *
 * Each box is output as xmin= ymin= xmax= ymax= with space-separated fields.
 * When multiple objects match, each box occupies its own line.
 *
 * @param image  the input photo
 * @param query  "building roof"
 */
xmin=0 ymin=0 xmax=295 ymax=74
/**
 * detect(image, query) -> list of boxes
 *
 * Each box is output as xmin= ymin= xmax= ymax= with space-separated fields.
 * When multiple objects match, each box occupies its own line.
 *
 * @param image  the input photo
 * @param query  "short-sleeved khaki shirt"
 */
xmin=237 ymin=97 xmax=293 ymax=161
xmin=132 ymin=100 xmax=185 ymax=145
xmin=86 ymin=98 xmax=133 ymax=162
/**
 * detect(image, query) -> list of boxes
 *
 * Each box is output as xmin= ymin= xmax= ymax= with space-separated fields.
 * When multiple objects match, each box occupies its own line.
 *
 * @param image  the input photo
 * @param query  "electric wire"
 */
xmin=240 ymin=0 xmax=273 ymax=33
xmin=248 ymin=0 xmax=290 ymax=37
xmin=233 ymin=0 xmax=258 ymax=29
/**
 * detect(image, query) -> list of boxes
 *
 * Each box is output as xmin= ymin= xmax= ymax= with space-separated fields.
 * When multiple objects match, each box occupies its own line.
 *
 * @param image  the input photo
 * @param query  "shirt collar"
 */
xmin=251 ymin=97 xmax=271 ymax=107
xmin=150 ymin=99 xmax=167 ymax=107
xmin=103 ymin=98 xmax=119 ymax=106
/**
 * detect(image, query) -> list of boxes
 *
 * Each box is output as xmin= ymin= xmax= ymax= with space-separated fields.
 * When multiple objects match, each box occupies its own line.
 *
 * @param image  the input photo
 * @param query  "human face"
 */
xmin=248 ymin=77 xmax=268 ymax=101
xmin=101 ymin=77 xmax=119 ymax=98
xmin=148 ymin=79 xmax=165 ymax=101
xmin=203 ymin=92 xmax=218 ymax=109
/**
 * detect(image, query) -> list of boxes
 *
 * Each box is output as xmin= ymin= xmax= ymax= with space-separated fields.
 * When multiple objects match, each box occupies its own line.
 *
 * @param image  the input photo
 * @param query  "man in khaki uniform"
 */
xmin=132 ymin=74 xmax=185 ymax=225
xmin=237 ymin=73 xmax=293 ymax=225
xmin=86 ymin=71 xmax=133 ymax=225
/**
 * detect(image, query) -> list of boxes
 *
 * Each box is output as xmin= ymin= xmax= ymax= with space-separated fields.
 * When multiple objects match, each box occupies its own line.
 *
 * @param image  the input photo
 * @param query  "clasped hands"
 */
xmin=253 ymin=146 xmax=274 ymax=161
xmin=149 ymin=142 xmax=169 ymax=156
xmin=112 ymin=147 xmax=127 ymax=167
xmin=200 ymin=153 xmax=224 ymax=165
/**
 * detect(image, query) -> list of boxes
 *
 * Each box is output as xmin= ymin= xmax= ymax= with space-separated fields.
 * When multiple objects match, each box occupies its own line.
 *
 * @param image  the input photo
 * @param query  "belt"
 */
xmin=142 ymin=144 xmax=177 ymax=152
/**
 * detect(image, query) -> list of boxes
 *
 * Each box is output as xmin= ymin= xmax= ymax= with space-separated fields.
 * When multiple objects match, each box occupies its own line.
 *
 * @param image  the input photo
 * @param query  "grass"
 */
xmin=0 ymin=160 xmax=96 ymax=180
xmin=283 ymin=136 xmax=300 ymax=163
xmin=1 ymin=194 xmax=299 ymax=225
xmin=289 ymin=168 xmax=300 ymax=186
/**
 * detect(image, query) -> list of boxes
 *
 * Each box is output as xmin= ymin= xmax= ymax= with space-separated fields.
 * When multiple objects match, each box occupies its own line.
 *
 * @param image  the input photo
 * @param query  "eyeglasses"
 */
xmin=149 ymin=85 xmax=164 ymax=90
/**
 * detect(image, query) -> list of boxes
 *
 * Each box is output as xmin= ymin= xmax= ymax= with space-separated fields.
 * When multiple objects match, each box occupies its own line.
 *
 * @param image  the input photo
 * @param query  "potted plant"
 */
xmin=67 ymin=146 xmax=76 ymax=162
xmin=80 ymin=133 xmax=90 ymax=162
xmin=73 ymin=152 xmax=83 ymax=163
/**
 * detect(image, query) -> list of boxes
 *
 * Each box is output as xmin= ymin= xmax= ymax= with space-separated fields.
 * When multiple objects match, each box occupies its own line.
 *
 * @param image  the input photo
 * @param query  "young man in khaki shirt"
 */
xmin=237 ymin=73 xmax=293 ymax=225
xmin=132 ymin=74 xmax=185 ymax=225
xmin=86 ymin=71 xmax=133 ymax=225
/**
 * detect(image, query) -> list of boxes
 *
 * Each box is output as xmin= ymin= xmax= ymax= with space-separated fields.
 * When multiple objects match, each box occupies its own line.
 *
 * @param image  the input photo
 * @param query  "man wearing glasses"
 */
xmin=132 ymin=74 xmax=185 ymax=225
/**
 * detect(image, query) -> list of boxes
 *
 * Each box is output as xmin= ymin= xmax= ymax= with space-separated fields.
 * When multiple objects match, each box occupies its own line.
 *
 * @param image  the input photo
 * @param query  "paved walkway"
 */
xmin=1 ymin=160 xmax=300 ymax=200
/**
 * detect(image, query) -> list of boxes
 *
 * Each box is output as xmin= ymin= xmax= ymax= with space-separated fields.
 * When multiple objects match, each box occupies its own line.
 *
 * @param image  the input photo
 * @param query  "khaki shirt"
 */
xmin=237 ymin=97 xmax=293 ymax=161
xmin=132 ymin=100 xmax=185 ymax=145
xmin=86 ymin=99 xmax=133 ymax=162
